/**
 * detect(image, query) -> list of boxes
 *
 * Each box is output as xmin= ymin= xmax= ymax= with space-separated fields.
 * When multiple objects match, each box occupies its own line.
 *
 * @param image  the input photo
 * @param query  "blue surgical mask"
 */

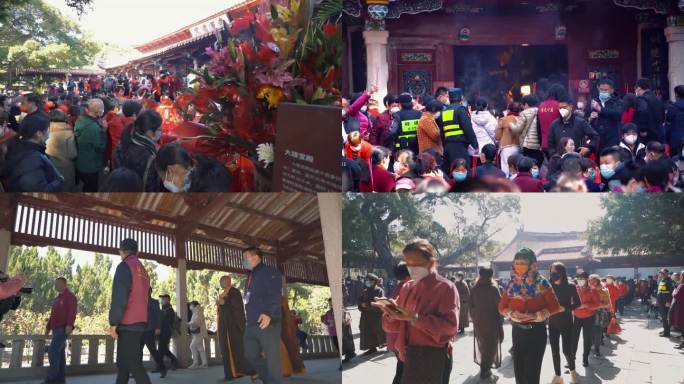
xmin=452 ymin=171 xmax=467 ymax=181
xmin=364 ymin=281 xmax=373 ymax=288
xmin=152 ymin=129 xmax=162 ymax=142
xmin=461 ymin=100 xmax=468 ymax=108
xmin=600 ymin=164 xmax=615 ymax=179
xmin=243 ymin=259 xmax=253 ymax=271
xmin=587 ymin=169 xmax=596 ymax=180
xmin=635 ymin=185 xmax=646 ymax=193
xmin=531 ymin=169 xmax=539 ymax=178
xmin=681 ymin=149 xmax=684 ymax=158
xmin=598 ymin=92 xmax=611 ymax=102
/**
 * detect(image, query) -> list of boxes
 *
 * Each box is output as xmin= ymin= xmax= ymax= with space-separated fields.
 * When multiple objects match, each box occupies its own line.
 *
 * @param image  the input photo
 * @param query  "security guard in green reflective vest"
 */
xmin=437 ymin=88 xmax=478 ymax=174
xmin=391 ymin=94 xmax=421 ymax=154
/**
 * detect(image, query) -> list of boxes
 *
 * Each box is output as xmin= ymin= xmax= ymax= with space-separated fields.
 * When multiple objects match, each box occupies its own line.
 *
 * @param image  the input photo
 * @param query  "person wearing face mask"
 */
xmin=393 ymin=149 xmax=419 ymax=191
xmin=510 ymin=94 xmax=544 ymax=167
xmin=387 ymin=262 xmax=411 ymax=384
xmin=537 ymin=84 xmax=567 ymax=154
xmin=435 ymin=87 xmax=450 ymax=107
xmin=389 ymin=94 xmax=422 ymax=155
xmin=618 ymin=123 xmax=646 ymax=166
xmin=498 ymin=248 xmax=562 ymax=384
xmin=604 ymin=275 xmax=620 ymax=317
xmin=448 ymin=158 xmax=470 ymax=188
xmin=372 ymin=94 xmax=399 ymax=148
xmin=242 ymin=246 xmax=283 ymax=384
xmin=665 ymin=85 xmax=684 ymax=154
xmin=547 ymin=101 xmax=598 ymax=158
xmin=360 ymin=146 xmax=395 ymax=192
xmin=74 ymin=98 xmax=107 ymax=192
xmin=114 ymin=110 xmax=162 ymax=192
xmin=155 ymin=143 xmax=232 ymax=192
xmin=417 ymin=99 xmax=444 ymax=157
xmin=0 ymin=105 xmax=64 ymax=192
xmin=599 ymin=146 xmax=631 ymax=191
xmin=669 ymin=270 xmax=684 ymax=349
xmin=109 ymin=100 xmax=142 ymax=169
xmin=358 ymin=273 xmax=385 ymax=356
xmin=588 ymin=274 xmax=611 ymax=357
xmin=344 ymin=128 xmax=373 ymax=163
xmin=187 ymin=301 xmax=209 ymax=369
xmin=512 ymin=156 xmax=544 ymax=192
xmin=572 ymin=272 xmax=601 ymax=369
xmin=588 ymin=78 xmax=623 ymax=151
xmin=656 ymin=268 xmax=674 ymax=337
xmin=437 ymin=88 xmax=478 ymax=175
xmin=216 ymin=275 xmax=255 ymax=381
xmin=579 ymin=157 xmax=602 ymax=192
xmin=374 ymin=239 xmax=459 ymax=384
xmin=468 ymin=267 xmax=503 ymax=383
xmin=452 ymin=272 xmax=470 ymax=334
xmin=45 ymin=109 xmax=77 ymax=192
xmin=345 ymin=85 xmax=378 ymax=142
xmin=547 ymin=263 xmax=581 ymax=384
xmin=634 ymin=78 xmax=665 ymax=144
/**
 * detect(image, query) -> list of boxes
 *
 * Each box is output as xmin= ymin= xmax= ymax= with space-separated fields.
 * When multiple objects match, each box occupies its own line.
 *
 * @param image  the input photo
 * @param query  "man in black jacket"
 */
xmin=143 ymin=288 xmax=166 ymax=378
xmin=599 ymin=146 xmax=633 ymax=191
xmin=589 ymin=78 xmax=623 ymax=151
xmin=437 ymin=88 xmax=478 ymax=174
xmin=548 ymin=100 xmax=599 ymax=157
xmin=158 ymin=294 xmax=180 ymax=370
xmin=635 ymin=78 xmax=665 ymax=144
xmin=656 ymin=269 xmax=675 ymax=337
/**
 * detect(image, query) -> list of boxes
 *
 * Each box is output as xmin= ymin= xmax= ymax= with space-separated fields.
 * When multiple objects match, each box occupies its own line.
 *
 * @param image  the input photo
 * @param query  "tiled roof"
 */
xmin=492 ymin=231 xmax=589 ymax=263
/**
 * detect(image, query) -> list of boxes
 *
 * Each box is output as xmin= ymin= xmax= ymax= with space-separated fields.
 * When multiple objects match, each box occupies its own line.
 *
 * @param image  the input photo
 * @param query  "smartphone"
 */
xmin=374 ymin=298 xmax=399 ymax=311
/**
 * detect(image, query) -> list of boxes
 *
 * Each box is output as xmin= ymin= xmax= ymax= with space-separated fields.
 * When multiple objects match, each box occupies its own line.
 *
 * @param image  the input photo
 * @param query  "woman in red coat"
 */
xmin=670 ymin=275 xmax=684 ymax=349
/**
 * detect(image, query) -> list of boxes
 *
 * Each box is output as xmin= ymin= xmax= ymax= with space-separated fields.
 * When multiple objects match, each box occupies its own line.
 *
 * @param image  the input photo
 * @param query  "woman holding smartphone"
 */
xmin=373 ymin=239 xmax=459 ymax=384
xmin=499 ymin=248 xmax=562 ymax=384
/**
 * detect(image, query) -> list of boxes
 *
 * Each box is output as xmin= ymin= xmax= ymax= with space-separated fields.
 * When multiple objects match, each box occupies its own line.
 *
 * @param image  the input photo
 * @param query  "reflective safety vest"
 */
xmin=441 ymin=108 xmax=464 ymax=139
xmin=395 ymin=110 xmax=421 ymax=150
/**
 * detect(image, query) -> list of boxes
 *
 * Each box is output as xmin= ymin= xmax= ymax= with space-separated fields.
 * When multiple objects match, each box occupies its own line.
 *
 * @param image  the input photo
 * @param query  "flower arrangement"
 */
xmin=174 ymin=0 xmax=341 ymax=190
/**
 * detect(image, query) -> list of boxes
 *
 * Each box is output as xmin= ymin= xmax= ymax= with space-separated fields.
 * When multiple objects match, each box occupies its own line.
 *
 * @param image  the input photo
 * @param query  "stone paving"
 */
xmin=342 ymin=303 xmax=684 ymax=384
xmin=4 ymin=358 xmax=341 ymax=384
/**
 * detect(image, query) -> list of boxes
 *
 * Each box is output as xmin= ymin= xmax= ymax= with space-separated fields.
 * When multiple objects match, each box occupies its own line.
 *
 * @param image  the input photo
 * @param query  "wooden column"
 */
xmin=317 ymin=193 xmax=342 ymax=353
xmin=0 ymin=229 xmax=11 ymax=273
xmin=174 ymin=236 xmax=191 ymax=366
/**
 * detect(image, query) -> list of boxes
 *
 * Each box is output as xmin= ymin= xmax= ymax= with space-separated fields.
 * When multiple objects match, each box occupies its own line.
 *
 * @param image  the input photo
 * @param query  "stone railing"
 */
xmin=0 ymin=333 xmax=337 ymax=382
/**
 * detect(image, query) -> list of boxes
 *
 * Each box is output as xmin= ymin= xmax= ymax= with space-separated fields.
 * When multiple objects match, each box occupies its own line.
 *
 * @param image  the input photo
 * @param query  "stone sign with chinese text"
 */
xmin=272 ymin=103 xmax=342 ymax=192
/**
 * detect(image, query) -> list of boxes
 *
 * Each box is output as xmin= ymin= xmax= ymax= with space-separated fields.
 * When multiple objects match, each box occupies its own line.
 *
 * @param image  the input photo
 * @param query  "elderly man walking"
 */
xmin=74 ymin=98 xmax=107 ymax=192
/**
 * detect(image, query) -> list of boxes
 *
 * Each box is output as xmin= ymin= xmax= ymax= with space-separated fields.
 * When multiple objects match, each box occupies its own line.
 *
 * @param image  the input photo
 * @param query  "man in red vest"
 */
xmin=109 ymin=238 xmax=151 ymax=384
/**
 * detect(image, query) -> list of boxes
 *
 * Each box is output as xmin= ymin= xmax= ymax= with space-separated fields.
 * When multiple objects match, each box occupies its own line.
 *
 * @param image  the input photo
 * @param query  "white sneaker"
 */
xmin=188 ymin=364 xmax=198 ymax=369
xmin=551 ymin=376 xmax=565 ymax=384
xmin=569 ymin=370 xmax=579 ymax=384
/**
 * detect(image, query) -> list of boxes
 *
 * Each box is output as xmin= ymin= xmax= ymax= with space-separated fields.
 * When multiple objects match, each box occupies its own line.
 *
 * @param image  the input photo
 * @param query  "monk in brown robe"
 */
xmin=216 ymin=275 xmax=255 ymax=382
xmin=279 ymin=296 xmax=306 ymax=376
xmin=469 ymin=267 xmax=503 ymax=382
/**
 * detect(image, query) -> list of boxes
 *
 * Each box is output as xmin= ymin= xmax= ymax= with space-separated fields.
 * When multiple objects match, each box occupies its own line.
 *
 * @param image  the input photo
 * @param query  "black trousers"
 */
xmin=442 ymin=348 xmax=453 ymax=384
xmin=512 ymin=324 xmax=547 ymax=384
xmin=77 ymin=170 xmax=99 ymax=192
xmin=141 ymin=330 xmax=165 ymax=371
xmin=442 ymin=141 xmax=469 ymax=174
xmin=116 ymin=329 xmax=151 ymax=384
xmin=573 ymin=315 xmax=595 ymax=362
xmin=659 ymin=303 xmax=671 ymax=334
xmin=392 ymin=352 xmax=403 ymax=384
xmin=522 ymin=148 xmax=545 ymax=167
xmin=548 ymin=314 xmax=575 ymax=376
xmin=158 ymin=334 xmax=179 ymax=367
xmin=244 ymin=322 xmax=283 ymax=384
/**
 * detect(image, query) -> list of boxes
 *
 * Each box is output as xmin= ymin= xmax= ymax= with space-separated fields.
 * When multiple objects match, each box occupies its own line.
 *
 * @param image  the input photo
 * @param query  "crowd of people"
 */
xmin=0 ymin=71 xmax=233 ymax=193
xmin=0 ymin=242 xmax=336 ymax=384
xmin=342 ymin=78 xmax=684 ymax=193
xmin=341 ymin=239 xmax=684 ymax=384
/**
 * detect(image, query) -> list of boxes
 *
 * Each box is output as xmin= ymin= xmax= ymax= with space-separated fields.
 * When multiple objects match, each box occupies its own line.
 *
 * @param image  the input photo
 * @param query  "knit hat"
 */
xmin=395 ymin=177 xmax=415 ymax=192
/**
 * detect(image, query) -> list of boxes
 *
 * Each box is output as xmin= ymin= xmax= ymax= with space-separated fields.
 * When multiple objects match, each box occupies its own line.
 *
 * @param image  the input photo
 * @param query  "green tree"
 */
xmin=587 ymin=194 xmax=684 ymax=270
xmin=0 ymin=0 xmax=93 ymax=24
xmin=71 ymin=253 xmax=112 ymax=316
xmin=1 ymin=0 xmax=100 ymax=84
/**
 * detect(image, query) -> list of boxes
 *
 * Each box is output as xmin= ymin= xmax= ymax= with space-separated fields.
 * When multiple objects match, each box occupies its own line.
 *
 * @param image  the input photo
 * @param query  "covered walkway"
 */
xmin=0 ymin=193 xmax=341 ymax=383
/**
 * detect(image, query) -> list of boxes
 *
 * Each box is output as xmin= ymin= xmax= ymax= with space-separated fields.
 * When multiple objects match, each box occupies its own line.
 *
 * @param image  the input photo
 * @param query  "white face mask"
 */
xmin=390 ymin=106 xmax=400 ymax=114
xmin=624 ymin=134 xmax=637 ymax=145
xmin=393 ymin=161 xmax=402 ymax=174
xmin=577 ymin=279 xmax=587 ymax=287
xmin=407 ymin=266 xmax=430 ymax=282
xmin=577 ymin=102 xmax=585 ymax=109
xmin=559 ymin=108 xmax=570 ymax=119
xmin=360 ymin=105 xmax=368 ymax=113
xmin=163 ymin=170 xmax=182 ymax=193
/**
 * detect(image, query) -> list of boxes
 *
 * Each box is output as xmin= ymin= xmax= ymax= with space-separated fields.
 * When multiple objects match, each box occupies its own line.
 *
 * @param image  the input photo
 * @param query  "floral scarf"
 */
xmin=506 ymin=269 xmax=551 ymax=298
